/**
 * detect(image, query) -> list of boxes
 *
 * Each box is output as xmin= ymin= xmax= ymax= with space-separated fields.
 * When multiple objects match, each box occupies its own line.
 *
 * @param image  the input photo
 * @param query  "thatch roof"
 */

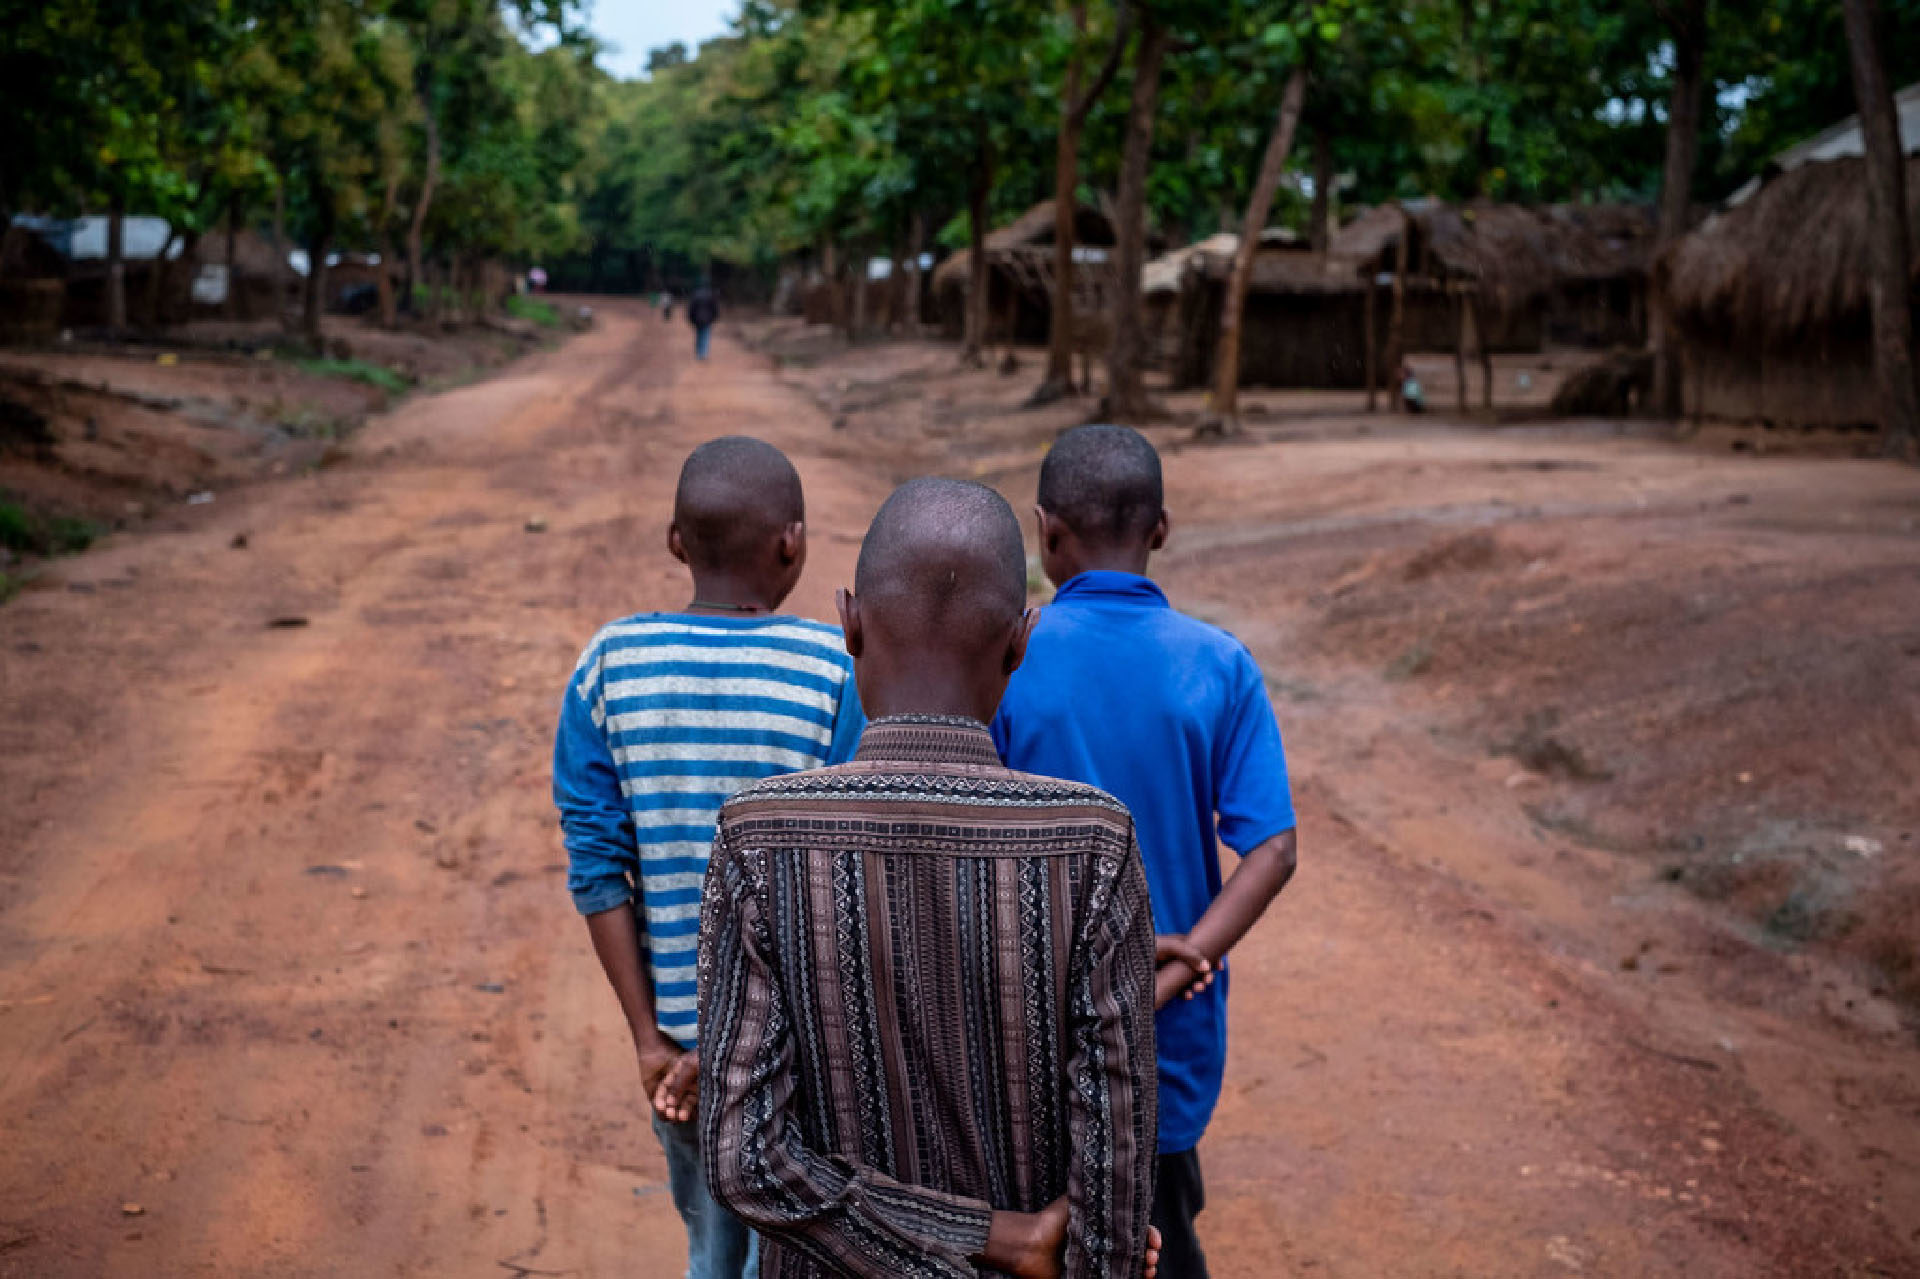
xmin=932 ymin=199 xmax=1118 ymax=292
xmin=1662 ymin=153 xmax=1920 ymax=344
xmin=1330 ymin=200 xmax=1654 ymax=314
xmin=1190 ymin=250 xmax=1363 ymax=295
xmin=1327 ymin=202 xmax=1408 ymax=265
xmin=1141 ymin=229 xmax=1305 ymax=295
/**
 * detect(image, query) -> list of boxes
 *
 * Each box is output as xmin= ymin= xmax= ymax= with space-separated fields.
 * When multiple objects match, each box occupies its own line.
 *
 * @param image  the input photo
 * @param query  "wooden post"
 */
xmin=1363 ymin=275 xmax=1377 ymax=411
xmin=224 ymin=196 xmax=239 ymax=320
xmin=1385 ymin=211 xmax=1409 ymax=412
xmin=1453 ymin=286 xmax=1468 ymax=412
xmin=1472 ymin=292 xmax=1494 ymax=409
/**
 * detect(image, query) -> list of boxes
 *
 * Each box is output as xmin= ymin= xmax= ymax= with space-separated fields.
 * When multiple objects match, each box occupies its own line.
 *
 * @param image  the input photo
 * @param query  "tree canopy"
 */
xmin=7 ymin=0 xmax=1920 ymax=294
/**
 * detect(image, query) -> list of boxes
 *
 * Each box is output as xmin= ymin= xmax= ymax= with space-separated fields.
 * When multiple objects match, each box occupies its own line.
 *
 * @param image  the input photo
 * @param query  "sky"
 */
xmin=585 ymin=0 xmax=739 ymax=80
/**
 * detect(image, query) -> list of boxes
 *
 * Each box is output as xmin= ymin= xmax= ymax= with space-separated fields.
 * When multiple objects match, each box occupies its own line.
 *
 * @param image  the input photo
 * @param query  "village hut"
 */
xmin=1166 ymin=251 xmax=1377 ymax=389
xmin=931 ymin=199 xmax=1120 ymax=344
xmin=1661 ymin=154 xmax=1920 ymax=429
xmin=1659 ymin=83 xmax=1920 ymax=430
xmin=1141 ymin=229 xmax=1307 ymax=368
xmin=1330 ymin=200 xmax=1654 ymax=356
xmin=190 ymin=227 xmax=299 ymax=319
xmin=4 ymin=214 xmax=200 ymax=329
xmin=1540 ymin=202 xmax=1655 ymax=346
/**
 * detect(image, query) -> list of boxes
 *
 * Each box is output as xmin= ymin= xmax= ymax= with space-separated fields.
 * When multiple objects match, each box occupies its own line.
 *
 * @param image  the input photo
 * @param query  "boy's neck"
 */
xmin=684 ymin=573 xmax=787 ymax=616
xmin=858 ymin=663 xmax=1001 ymax=726
xmin=1057 ymin=544 xmax=1153 ymax=582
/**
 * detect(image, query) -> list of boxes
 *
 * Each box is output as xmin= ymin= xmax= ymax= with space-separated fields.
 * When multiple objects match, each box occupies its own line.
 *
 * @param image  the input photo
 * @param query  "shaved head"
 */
xmin=673 ymin=436 xmax=804 ymax=573
xmin=854 ymin=478 xmax=1027 ymax=650
xmin=1037 ymin=424 xmax=1164 ymax=547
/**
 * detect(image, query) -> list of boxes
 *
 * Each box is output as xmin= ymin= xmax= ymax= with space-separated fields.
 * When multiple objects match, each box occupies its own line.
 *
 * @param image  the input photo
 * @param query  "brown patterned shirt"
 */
xmin=697 ymin=715 xmax=1158 ymax=1279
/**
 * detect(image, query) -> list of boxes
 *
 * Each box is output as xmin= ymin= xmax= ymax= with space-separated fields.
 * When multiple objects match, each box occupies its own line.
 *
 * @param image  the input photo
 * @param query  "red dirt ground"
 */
xmin=0 ymin=301 xmax=1915 ymax=1277
xmin=0 ymin=314 xmax=554 ymax=563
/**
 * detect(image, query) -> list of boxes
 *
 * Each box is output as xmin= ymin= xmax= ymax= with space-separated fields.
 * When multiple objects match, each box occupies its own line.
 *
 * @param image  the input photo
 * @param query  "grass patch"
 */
xmin=294 ymin=357 xmax=410 ymax=395
xmin=1 ymin=499 xmax=99 ymax=556
xmin=504 ymin=294 xmax=562 ymax=328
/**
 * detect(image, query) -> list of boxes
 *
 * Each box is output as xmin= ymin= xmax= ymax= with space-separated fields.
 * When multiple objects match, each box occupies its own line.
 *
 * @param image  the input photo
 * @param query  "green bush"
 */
xmin=294 ymin=357 xmax=411 ymax=395
xmin=504 ymin=294 xmax=561 ymax=328
xmin=0 ymin=499 xmax=98 ymax=556
xmin=0 ymin=500 xmax=32 ymax=553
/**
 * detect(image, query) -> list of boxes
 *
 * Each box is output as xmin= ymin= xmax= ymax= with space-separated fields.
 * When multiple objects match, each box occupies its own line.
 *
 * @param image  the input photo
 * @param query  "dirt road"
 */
xmin=2 ymin=301 xmax=1915 ymax=1277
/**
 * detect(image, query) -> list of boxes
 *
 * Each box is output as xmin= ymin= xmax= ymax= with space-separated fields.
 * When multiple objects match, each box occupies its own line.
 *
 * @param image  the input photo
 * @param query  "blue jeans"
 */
xmin=653 ymin=1112 xmax=755 ymax=1279
xmin=694 ymin=324 xmax=712 ymax=360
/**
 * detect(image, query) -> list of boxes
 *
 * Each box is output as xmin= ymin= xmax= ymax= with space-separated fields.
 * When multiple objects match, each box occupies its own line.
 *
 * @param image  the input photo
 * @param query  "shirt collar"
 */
xmin=854 ymin=714 xmax=1003 ymax=767
xmin=1051 ymin=570 xmax=1170 ymax=608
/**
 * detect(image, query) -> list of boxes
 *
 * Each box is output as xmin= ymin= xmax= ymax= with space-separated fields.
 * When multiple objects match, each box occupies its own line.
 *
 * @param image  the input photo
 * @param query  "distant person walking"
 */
xmin=687 ymin=283 xmax=718 ymax=361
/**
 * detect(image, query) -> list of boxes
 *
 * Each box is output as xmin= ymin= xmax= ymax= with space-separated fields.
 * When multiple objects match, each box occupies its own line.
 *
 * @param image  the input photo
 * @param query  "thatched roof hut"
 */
xmin=1167 ymin=250 xmax=1384 ymax=389
xmin=930 ymin=199 xmax=1120 ymax=344
xmin=1328 ymin=200 xmax=1653 ymax=351
xmin=1660 ymin=153 xmax=1920 ymax=428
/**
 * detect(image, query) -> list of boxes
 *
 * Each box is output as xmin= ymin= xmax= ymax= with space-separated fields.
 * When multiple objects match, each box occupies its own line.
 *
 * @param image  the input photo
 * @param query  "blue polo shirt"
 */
xmin=991 ymin=570 xmax=1295 ymax=1153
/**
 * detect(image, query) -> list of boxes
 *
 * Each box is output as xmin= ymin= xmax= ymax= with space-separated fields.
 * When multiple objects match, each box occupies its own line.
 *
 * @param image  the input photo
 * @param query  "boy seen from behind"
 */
xmin=992 ymin=425 xmax=1299 ymax=1279
xmin=698 ymin=478 xmax=1161 ymax=1279
xmin=553 ymin=436 xmax=863 ymax=1279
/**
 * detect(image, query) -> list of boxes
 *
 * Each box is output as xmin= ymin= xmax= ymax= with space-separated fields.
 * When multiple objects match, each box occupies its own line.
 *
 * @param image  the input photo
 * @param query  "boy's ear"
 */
xmin=1034 ymin=505 xmax=1060 ymax=553
xmin=1149 ymin=508 xmax=1170 ymax=552
xmin=779 ymin=521 xmax=805 ymax=565
xmin=667 ymin=523 xmax=689 ymax=566
xmin=836 ymin=588 xmax=863 ymax=659
xmin=1005 ymin=606 xmax=1039 ymax=676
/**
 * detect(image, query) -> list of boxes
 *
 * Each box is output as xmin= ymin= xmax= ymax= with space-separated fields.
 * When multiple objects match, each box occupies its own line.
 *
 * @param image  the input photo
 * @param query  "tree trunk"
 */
xmin=303 ymin=168 xmax=333 ymax=350
xmin=1454 ymin=288 xmax=1468 ymax=412
xmin=1363 ymin=278 xmax=1378 ymax=410
xmin=1473 ymin=293 xmax=1493 ymax=408
xmin=820 ymin=240 xmax=839 ymax=333
xmin=908 ymin=210 xmax=927 ymax=332
xmin=271 ymin=177 xmax=290 ymax=330
xmin=376 ymin=171 xmax=401 ymax=329
xmin=1843 ymin=0 xmax=1920 ymax=458
xmin=1649 ymin=0 xmax=1708 ymax=419
xmin=1104 ymin=13 xmax=1170 ymax=420
xmin=106 ymin=196 xmax=127 ymax=332
xmin=1385 ymin=208 xmax=1410 ymax=410
xmin=406 ymin=88 xmax=441 ymax=323
xmin=850 ymin=246 xmax=868 ymax=342
xmin=887 ymin=223 xmax=909 ymax=333
xmin=145 ymin=230 xmax=178 ymax=328
xmin=1310 ymin=128 xmax=1333 ymax=253
xmin=1212 ymin=65 xmax=1307 ymax=426
xmin=223 ymin=196 xmax=240 ymax=320
xmin=1042 ymin=5 xmax=1092 ymax=394
xmin=303 ymin=236 xmax=327 ymax=350
xmin=963 ymin=137 xmax=993 ymax=365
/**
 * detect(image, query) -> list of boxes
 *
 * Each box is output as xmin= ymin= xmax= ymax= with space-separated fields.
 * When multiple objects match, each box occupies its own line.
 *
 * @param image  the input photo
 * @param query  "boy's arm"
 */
xmin=1062 ymin=839 xmax=1159 ymax=1279
xmin=1157 ymin=651 xmax=1298 ymax=1007
xmin=553 ymin=674 xmax=686 ymax=1097
xmin=699 ymin=823 xmax=1057 ymax=1279
xmin=1154 ymin=830 xmax=1295 ymax=1007
xmin=583 ymin=904 xmax=687 ymax=1107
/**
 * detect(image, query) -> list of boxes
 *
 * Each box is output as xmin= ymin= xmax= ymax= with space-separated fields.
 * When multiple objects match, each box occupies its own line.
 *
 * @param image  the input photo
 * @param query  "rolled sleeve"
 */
xmin=553 ymin=668 xmax=637 ymax=916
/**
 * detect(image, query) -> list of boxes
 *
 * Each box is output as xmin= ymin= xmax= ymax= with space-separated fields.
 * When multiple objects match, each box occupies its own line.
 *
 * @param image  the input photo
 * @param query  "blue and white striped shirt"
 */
xmin=553 ymin=613 xmax=864 ymax=1048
